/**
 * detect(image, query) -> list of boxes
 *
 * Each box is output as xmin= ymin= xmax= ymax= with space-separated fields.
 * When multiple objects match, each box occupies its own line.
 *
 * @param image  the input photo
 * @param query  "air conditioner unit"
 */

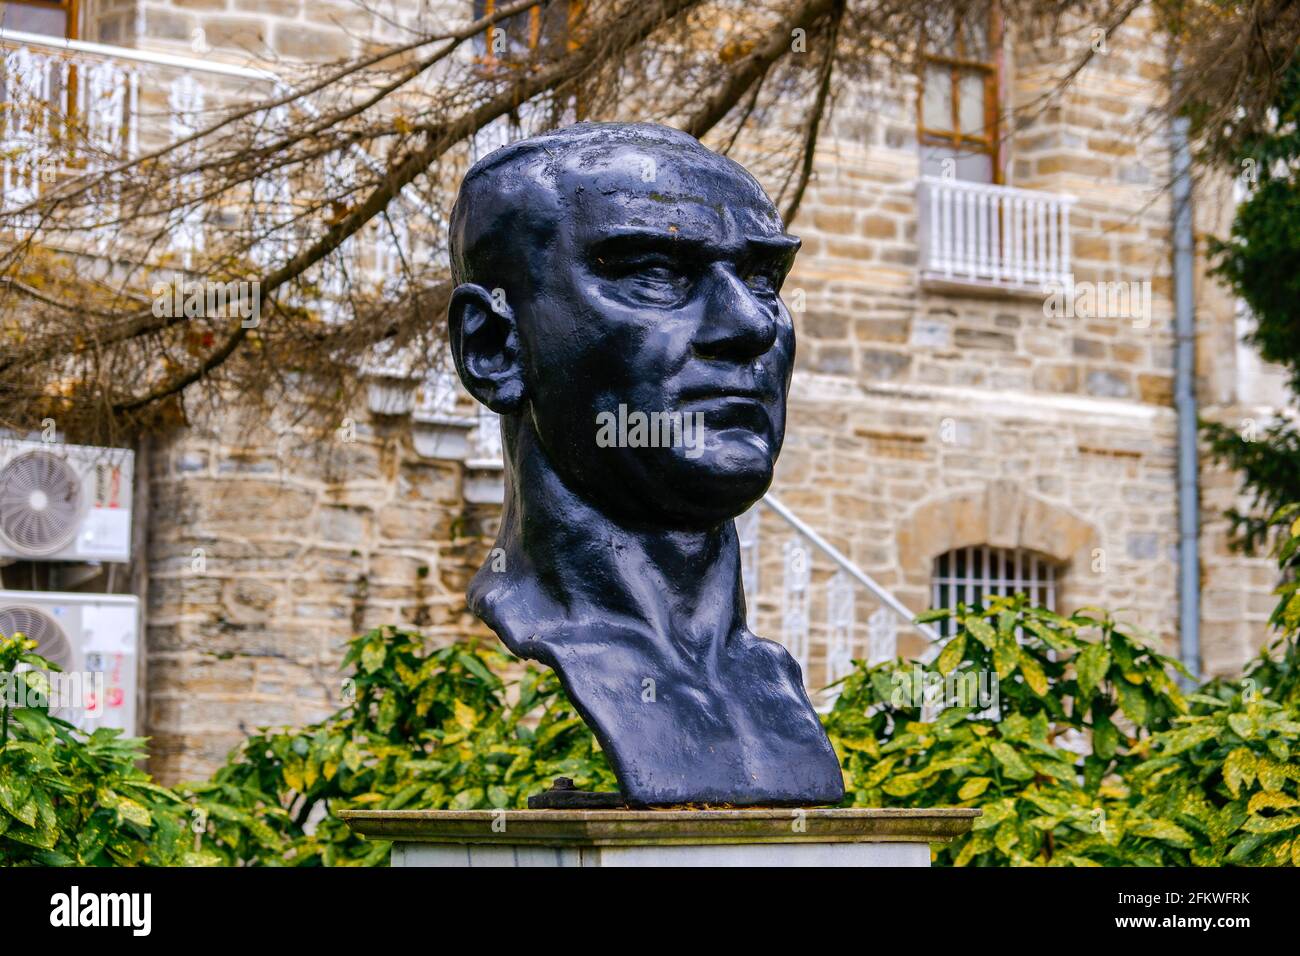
xmin=0 ymin=441 xmax=133 ymax=562
xmin=0 ymin=590 xmax=138 ymax=735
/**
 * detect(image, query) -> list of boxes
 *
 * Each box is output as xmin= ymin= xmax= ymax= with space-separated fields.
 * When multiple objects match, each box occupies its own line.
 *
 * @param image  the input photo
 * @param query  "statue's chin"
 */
xmin=611 ymin=437 xmax=776 ymax=527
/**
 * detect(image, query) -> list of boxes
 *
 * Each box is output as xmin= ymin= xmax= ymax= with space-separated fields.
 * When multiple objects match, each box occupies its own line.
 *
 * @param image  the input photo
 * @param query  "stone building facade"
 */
xmin=1 ymin=0 xmax=1285 ymax=781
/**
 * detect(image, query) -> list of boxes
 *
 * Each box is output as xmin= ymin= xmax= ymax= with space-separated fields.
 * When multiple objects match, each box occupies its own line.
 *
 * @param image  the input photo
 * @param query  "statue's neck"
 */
xmin=469 ymin=421 xmax=747 ymax=657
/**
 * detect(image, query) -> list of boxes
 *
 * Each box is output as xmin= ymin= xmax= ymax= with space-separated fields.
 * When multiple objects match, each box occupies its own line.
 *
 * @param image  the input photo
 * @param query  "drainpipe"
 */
xmin=1171 ymin=95 xmax=1200 ymax=684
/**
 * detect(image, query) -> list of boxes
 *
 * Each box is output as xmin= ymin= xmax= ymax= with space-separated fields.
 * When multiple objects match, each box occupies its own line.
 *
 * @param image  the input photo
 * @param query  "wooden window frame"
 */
xmin=475 ymin=0 xmax=583 ymax=72
xmin=2 ymin=0 xmax=83 ymax=156
xmin=917 ymin=9 xmax=1002 ymax=184
xmin=2 ymin=0 xmax=79 ymax=39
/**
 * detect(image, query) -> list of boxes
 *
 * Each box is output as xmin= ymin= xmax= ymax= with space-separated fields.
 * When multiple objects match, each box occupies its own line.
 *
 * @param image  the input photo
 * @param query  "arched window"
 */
xmin=930 ymin=545 xmax=1059 ymax=636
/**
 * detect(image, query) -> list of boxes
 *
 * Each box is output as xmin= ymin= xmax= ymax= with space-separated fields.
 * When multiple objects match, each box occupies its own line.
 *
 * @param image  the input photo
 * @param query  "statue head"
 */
xmin=447 ymin=122 xmax=799 ymax=529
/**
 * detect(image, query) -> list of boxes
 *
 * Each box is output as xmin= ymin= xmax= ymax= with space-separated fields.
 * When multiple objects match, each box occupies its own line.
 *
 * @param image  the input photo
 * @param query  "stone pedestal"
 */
xmin=339 ymin=807 xmax=978 ymax=867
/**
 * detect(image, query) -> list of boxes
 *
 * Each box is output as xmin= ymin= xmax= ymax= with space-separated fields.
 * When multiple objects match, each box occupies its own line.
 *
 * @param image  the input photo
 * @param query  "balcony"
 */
xmin=917 ymin=176 xmax=1075 ymax=295
xmin=0 ymin=28 xmax=410 ymax=287
xmin=0 ymin=29 xmax=274 ymax=228
xmin=2 ymin=27 xmax=459 ymax=440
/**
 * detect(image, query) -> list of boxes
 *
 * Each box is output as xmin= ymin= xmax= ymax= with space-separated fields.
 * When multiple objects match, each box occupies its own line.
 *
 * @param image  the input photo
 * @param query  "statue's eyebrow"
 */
xmin=745 ymin=234 xmax=802 ymax=271
xmin=586 ymin=228 xmax=799 ymax=263
xmin=745 ymin=234 xmax=801 ymax=255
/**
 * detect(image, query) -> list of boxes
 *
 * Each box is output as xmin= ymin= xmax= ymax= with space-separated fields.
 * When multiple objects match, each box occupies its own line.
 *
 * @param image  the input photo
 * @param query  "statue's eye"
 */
xmin=635 ymin=264 xmax=679 ymax=283
xmin=622 ymin=257 xmax=681 ymax=283
xmin=595 ymin=250 xmax=692 ymax=304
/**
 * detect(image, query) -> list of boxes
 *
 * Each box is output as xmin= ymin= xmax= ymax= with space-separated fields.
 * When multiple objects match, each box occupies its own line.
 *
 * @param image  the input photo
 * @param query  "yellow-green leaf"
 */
xmin=1258 ymin=757 xmax=1288 ymax=792
xmin=342 ymin=740 xmax=363 ymax=772
xmin=1228 ymin=713 xmax=1254 ymax=740
xmin=859 ymin=756 xmax=898 ymax=789
xmin=1223 ymin=748 xmax=1257 ymax=797
xmin=1076 ymin=642 xmax=1110 ymax=700
xmin=954 ymin=835 xmax=981 ymax=866
xmin=1243 ymin=814 xmax=1300 ymax=835
xmin=113 ymin=797 xmax=152 ymax=828
xmin=453 ymin=699 xmax=478 ymax=731
xmin=1248 ymin=792 xmax=1300 ymax=813
xmin=1020 ymin=655 xmax=1048 ymax=695
xmin=361 ymin=641 xmax=387 ymax=674
xmin=1158 ymin=722 xmax=1219 ymax=756
xmin=837 ymin=735 xmax=880 ymax=757
xmin=1117 ymin=681 xmax=1149 ymax=727
xmin=990 ymin=741 xmax=1035 ymax=780
xmin=966 ymin=618 xmax=996 ymax=649
xmin=283 ymin=757 xmax=306 ymax=793
xmin=993 ymin=631 xmax=1020 ymax=679
xmin=1128 ymin=818 xmax=1193 ymax=846
xmin=937 ymin=633 xmax=966 ymax=676
xmin=882 ymin=770 xmax=933 ymax=797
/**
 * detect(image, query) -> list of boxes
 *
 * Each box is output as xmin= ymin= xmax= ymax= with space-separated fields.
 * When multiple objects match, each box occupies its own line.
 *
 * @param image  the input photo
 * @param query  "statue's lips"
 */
xmin=676 ymin=381 xmax=776 ymax=404
xmin=679 ymin=394 xmax=774 ymax=435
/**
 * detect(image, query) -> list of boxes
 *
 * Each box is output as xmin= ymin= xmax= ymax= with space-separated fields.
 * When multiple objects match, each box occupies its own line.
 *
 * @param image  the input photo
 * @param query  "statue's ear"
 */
xmin=448 ymin=283 xmax=526 ymax=414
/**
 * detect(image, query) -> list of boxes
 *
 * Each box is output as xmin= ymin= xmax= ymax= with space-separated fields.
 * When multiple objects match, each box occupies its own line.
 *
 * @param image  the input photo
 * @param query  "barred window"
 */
xmin=930 ymin=545 xmax=1058 ymax=636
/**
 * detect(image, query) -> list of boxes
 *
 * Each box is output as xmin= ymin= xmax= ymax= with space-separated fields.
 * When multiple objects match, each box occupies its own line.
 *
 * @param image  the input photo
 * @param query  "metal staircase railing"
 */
xmin=739 ymin=493 xmax=940 ymax=708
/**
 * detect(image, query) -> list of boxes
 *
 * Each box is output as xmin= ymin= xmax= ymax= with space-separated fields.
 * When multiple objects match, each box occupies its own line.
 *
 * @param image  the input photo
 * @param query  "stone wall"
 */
xmin=753 ymin=10 xmax=1193 ymax=665
xmin=111 ymin=0 xmax=418 ymax=59
xmin=759 ymin=8 xmax=1283 ymax=681
xmin=762 ymin=374 xmax=1179 ymax=662
xmin=143 ymin=399 xmax=497 ymax=781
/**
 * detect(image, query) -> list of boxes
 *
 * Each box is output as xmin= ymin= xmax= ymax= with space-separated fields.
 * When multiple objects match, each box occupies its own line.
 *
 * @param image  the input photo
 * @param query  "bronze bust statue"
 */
xmin=447 ymin=122 xmax=844 ymax=807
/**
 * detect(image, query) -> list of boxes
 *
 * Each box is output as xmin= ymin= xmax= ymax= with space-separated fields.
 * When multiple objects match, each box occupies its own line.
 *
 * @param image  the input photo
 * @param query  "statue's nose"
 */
xmin=693 ymin=266 xmax=779 ymax=360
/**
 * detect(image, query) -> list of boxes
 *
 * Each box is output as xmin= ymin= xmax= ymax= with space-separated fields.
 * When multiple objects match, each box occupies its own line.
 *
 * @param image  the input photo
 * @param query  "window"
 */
xmin=473 ymin=0 xmax=578 ymax=68
xmin=0 ymin=0 xmax=77 ymax=39
xmin=918 ymin=10 xmax=998 ymax=183
xmin=930 ymin=545 xmax=1058 ymax=636
xmin=0 ymin=0 xmax=80 ymax=196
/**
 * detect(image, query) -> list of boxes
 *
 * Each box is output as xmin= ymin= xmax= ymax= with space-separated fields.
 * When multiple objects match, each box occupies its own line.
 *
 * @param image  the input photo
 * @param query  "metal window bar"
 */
xmin=930 ymin=545 xmax=1058 ymax=637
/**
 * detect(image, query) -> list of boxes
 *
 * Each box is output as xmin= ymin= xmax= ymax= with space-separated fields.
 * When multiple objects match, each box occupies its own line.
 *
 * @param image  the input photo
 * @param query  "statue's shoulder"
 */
xmin=508 ymin=617 xmax=658 ymax=673
xmin=732 ymin=629 xmax=805 ymax=679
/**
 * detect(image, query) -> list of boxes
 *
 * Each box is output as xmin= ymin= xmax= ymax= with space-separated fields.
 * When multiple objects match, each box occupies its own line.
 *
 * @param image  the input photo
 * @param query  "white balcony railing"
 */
xmin=917 ymin=176 xmax=1075 ymax=293
xmin=0 ymin=29 xmax=273 ymax=221
xmin=0 ymin=29 xmax=415 ymax=284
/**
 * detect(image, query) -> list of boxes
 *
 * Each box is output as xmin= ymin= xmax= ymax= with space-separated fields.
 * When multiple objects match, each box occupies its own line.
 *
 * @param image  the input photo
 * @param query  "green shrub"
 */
xmin=1126 ymin=512 xmax=1300 ymax=866
xmin=825 ymin=598 xmax=1197 ymax=865
xmin=199 ymin=588 xmax=1296 ymax=867
xmin=823 ymin=514 xmax=1300 ymax=866
xmin=1130 ymin=685 xmax=1300 ymax=866
xmin=183 ymin=632 xmax=615 ymax=865
xmin=0 ymin=635 xmax=219 ymax=866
